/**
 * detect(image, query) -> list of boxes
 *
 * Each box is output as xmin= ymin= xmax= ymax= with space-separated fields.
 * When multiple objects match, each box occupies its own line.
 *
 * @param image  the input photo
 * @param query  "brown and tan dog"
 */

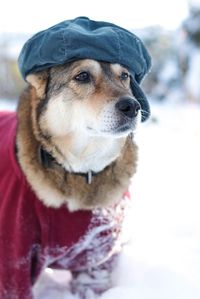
xmin=17 ymin=59 xmax=138 ymax=211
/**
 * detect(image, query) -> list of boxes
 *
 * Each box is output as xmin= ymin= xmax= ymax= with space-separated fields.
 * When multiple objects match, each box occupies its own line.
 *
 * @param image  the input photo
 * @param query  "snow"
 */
xmin=1 ymin=100 xmax=200 ymax=298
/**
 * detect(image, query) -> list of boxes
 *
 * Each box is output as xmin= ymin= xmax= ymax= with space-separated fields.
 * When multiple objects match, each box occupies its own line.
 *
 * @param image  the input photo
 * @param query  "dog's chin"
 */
xmin=87 ymin=122 xmax=136 ymax=138
xmin=109 ymin=123 xmax=137 ymax=138
xmin=112 ymin=124 xmax=134 ymax=137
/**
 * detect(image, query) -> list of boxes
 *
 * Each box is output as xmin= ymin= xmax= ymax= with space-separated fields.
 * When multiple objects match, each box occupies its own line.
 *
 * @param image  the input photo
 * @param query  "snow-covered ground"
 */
xmin=1 ymin=100 xmax=200 ymax=298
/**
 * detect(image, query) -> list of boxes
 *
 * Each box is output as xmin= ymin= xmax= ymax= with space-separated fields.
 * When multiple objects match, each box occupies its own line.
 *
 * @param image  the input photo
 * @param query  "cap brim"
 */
xmin=130 ymin=78 xmax=150 ymax=122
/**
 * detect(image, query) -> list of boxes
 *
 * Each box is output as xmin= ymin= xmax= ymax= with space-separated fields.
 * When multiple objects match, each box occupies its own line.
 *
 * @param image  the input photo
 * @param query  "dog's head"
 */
xmin=27 ymin=59 xmax=142 ymax=140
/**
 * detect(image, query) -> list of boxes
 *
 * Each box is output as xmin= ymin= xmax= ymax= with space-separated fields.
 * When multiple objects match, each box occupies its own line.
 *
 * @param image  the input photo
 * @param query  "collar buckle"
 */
xmin=87 ymin=170 xmax=93 ymax=184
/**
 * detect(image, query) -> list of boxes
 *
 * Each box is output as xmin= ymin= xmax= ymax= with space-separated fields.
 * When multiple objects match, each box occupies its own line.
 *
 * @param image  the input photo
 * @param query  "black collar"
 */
xmin=38 ymin=146 xmax=98 ymax=184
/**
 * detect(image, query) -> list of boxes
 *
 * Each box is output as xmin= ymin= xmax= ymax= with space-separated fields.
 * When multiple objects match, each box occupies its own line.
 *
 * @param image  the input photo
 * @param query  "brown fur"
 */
xmin=16 ymin=61 xmax=138 ymax=210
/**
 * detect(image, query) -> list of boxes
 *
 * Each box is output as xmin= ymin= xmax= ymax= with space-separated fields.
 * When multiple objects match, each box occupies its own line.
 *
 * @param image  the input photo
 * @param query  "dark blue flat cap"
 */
xmin=18 ymin=17 xmax=151 ymax=121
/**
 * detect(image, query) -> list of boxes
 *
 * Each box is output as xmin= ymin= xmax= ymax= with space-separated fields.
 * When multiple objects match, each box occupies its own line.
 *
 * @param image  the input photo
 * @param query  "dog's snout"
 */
xmin=115 ymin=97 xmax=140 ymax=118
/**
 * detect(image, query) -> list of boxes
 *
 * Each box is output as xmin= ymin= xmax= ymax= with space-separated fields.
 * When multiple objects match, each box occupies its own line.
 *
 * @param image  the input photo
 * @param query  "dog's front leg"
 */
xmin=71 ymin=268 xmax=111 ymax=298
xmin=70 ymin=254 xmax=118 ymax=299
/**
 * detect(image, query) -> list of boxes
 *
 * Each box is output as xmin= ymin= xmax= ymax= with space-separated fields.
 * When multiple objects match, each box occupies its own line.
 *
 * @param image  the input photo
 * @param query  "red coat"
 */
xmin=0 ymin=111 xmax=130 ymax=299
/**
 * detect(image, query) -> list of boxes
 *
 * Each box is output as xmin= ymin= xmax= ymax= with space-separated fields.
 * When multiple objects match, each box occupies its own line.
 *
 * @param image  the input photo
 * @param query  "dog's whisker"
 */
xmin=140 ymin=109 xmax=149 ymax=115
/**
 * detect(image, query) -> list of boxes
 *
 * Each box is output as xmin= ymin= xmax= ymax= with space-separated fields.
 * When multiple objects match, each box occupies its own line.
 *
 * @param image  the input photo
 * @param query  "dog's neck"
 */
xmin=51 ymin=132 xmax=126 ymax=174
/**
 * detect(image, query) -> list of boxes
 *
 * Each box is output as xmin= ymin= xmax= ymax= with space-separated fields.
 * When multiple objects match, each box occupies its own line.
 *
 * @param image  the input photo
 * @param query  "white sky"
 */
xmin=0 ymin=0 xmax=191 ymax=33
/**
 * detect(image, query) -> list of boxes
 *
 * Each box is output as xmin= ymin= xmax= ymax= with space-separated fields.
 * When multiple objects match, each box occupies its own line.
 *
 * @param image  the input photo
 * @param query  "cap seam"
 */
xmin=63 ymin=23 xmax=72 ymax=59
xmin=111 ymin=28 xmax=121 ymax=63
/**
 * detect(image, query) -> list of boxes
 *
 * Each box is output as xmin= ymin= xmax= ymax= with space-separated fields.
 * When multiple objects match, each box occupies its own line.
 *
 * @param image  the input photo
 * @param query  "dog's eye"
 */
xmin=120 ymin=72 xmax=129 ymax=81
xmin=74 ymin=71 xmax=90 ymax=83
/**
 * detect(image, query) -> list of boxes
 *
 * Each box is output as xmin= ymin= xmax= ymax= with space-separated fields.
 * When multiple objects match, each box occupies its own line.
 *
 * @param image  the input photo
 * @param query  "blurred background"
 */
xmin=0 ymin=0 xmax=200 ymax=106
xmin=1 ymin=1 xmax=200 ymax=298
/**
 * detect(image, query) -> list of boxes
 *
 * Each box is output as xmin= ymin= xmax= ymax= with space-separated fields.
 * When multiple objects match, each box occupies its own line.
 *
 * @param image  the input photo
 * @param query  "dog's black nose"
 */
xmin=115 ymin=97 xmax=140 ymax=119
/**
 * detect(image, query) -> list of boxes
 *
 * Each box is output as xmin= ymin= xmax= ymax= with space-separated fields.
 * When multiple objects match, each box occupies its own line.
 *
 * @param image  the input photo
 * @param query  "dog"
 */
xmin=0 ymin=59 xmax=142 ymax=298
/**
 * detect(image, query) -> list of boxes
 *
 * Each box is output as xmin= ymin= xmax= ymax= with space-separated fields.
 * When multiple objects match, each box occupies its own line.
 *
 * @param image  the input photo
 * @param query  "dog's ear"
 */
xmin=26 ymin=70 xmax=49 ymax=99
